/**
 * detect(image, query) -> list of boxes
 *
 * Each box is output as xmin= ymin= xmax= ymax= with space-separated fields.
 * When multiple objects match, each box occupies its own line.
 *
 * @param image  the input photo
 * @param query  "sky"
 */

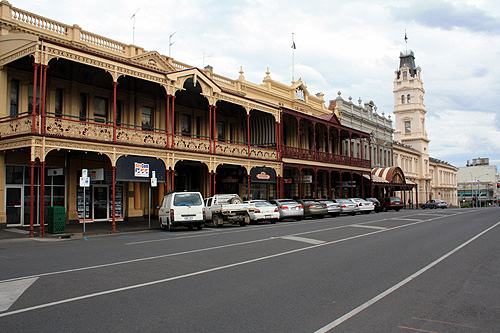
xmin=10 ymin=0 xmax=500 ymax=169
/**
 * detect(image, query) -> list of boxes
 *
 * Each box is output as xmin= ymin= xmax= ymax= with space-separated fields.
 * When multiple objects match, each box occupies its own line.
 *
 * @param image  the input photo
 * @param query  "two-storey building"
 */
xmin=0 ymin=2 xmax=372 ymax=233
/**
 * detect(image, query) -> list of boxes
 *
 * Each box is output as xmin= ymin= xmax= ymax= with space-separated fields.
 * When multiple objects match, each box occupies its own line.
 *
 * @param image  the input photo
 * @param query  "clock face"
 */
xmin=296 ymin=87 xmax=305 ymax=101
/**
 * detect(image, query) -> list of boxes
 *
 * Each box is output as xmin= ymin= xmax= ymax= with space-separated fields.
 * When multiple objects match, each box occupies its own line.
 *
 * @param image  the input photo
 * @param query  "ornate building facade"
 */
xmin=0 ymin=2 xmax=375 ymax=232
xmin=392 ymin=50 xmax=458 ymax=206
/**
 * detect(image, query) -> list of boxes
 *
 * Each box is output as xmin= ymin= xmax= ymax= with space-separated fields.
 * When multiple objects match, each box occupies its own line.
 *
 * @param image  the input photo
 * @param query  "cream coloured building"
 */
xmin=392 ymin=51 xmax=458 ymax=206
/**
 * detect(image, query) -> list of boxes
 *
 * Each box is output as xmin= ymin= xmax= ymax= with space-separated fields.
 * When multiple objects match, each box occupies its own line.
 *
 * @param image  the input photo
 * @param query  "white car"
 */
xmin=244 ymin=200 xmax=279 ymax=224
xmin=158 ymin=192 xmax=205 ymax=230
xmin=336 ymin=198 xmax=359 ymax=216
xmin=349 ymin=198 xmax=375 ymax=214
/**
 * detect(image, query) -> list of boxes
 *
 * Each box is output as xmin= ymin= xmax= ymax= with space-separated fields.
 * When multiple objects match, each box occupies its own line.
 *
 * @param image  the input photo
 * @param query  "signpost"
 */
xmin=149 ymin=171 xmax=157 ymax=228
xmin=80 ymin=169 xmax=90 ymax=232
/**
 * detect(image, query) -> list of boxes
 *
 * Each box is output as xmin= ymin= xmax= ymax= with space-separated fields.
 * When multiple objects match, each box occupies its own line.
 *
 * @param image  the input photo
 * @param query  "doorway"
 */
xmin=6 ymin=186 xmax=22 ymax=226
xmin=93 ymin=185 xmax=108 ymax=221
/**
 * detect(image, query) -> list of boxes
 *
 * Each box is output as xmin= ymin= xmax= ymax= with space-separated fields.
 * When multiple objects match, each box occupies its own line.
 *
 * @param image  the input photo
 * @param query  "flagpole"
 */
xmin=291 ymin=33 xmax=295 ymax=83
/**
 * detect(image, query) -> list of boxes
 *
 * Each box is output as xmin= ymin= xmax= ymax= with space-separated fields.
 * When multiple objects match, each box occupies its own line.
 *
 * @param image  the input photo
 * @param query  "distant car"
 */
xmin=336 ymin=198 xmax=359 ymax=216
xmin=244 ymin=200 xmax=279 ymax=224
xmin=349 ymin=198 xmax=375 ymax=214
xmin=316 ymin=200 xmax=340 ymax=217
xmin=421 ymin=199 xmax=447 ymax=209
xmin=298 ymin=199 xmax=328 ymax=219
xmin=380 ymin=197 xmax=405 ymax=212
xmin=269 ymin=199 xmax=304 ymax=221
xmin=365 ymin=198 xmax=383 ymax=213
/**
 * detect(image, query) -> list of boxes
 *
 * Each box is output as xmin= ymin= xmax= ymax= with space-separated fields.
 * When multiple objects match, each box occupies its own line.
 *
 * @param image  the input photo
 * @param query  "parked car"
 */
xmin=336 ymin=198 xmax=359 ymax=215
xmin=421 ymin=199 xmax=447 ymax=209
xmin=349 ymin=198 xmax=375 ymax=214
xmin=158 ymin=191 xmax=205 ymax=231
xmin=269 ymin=199 xmax=304 ymax=221
xmin=380 ymin=197 xmax=405 ymax=212
xmin=298 ymin=199 xmax=328 ymax=219
xmin=317 ymin=199 xmax=341 ymax=217
xmin=244 ymin=200 xmax=279 ymax=224
xmin=365 ymin=198 xmax=383 ymax=213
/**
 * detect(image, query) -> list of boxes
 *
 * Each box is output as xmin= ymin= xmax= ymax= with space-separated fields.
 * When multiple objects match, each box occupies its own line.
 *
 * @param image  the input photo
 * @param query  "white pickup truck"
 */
xmin=204 ymin=194 xmax=255 ymax=227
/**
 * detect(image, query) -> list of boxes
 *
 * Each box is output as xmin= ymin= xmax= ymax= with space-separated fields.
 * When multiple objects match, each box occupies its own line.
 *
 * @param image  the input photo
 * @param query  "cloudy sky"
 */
xmin=11 ymin=0 xmax=500 ymax=168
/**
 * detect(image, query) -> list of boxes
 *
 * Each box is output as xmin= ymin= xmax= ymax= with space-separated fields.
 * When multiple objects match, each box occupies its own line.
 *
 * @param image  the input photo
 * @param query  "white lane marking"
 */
xmin=281 ymin=236 xmax=326 ymax=245
xmin=314 ymin=220 xmax=500 ymax=332
xmin=0 ymin=277 xmax=38 ymax=311
xmin=350 ymin=224 xmax=388 ymax=230
xmin=391 ymin=218 xmax=424 ymax=222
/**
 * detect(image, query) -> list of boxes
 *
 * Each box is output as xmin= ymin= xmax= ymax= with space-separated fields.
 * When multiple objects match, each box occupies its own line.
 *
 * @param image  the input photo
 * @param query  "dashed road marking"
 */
xmin=281 ymin=235 xmax=326 ymax=245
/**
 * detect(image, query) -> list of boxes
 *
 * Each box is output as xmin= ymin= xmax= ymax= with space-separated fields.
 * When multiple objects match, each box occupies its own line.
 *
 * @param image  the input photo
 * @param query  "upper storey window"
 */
xmin=405 ymin=121 xmax=411 ymax=133
xmin=296 ymin=87 xmax=305 ymax=101
xmin=407 ymin=94 xmax=411 ymax=103
xmin=401 ymin=95 xmax=405 ymax=104
xmin=403 ymin=70 xmax=408 ymax=80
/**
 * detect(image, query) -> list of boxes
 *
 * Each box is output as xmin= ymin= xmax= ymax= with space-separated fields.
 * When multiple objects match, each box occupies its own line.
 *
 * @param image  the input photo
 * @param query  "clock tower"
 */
xmin=393 ymin=50 xmax=431 ymax=198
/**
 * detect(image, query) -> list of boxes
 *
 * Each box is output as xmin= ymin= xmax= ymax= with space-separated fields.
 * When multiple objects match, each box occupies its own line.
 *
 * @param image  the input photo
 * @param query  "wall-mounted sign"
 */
xmin=89 ymin=168 xmax=104 ymax=181
xmin=134 ymin=162 xmax=150 ymax=178
xmin=250 ymin=167 xmax=276 ymax=183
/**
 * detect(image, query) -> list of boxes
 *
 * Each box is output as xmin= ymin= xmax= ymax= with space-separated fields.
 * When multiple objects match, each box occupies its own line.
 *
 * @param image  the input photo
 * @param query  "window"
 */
xmin=10 ymin=80 xmax=19 ymax=117
xmin=407 ymin=94 xmax=411 ymax=103
xmin=94 ymin=97 xmax=108 ymax=123
xmin=196 ymin=116 xmax=201 ymax=137
xmin=79 ymin=93 xmax=87 ymax=121
xmin=401 ymin=95 xmax=405 ymax=104
xmin=403 ymin=71 xmax=408 ymax=80
xmin=405 ymin=121 xmax=411 ymax=133
xmin=141 ymin=106 xmax=153 ymax=130
xmin=181 ymin=114 xmax=191 ymax=136
xmin=217 ymin=121 xmax=225 ymax=141
xmin=116 ymin=100 xmax=122 ymax=126
xmin=55 ymin=88 xmax=63 ymax=117
xmin=28 ymin=84 xmax=40 ymax=114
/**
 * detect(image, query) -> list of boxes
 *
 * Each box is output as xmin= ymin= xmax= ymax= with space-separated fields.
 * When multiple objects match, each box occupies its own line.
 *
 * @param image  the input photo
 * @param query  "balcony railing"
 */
xmin=282 ymin=145 xmax=371 ymax=168
xmin=0 ymin=114 xmax=278 ymax=161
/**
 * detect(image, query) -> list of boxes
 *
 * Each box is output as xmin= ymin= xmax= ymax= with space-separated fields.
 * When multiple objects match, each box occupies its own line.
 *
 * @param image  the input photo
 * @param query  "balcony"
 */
xmin=282 ymin=145 xmax=371 ymax=168
xmin=0 ymin=114 xmax=278 ymax=161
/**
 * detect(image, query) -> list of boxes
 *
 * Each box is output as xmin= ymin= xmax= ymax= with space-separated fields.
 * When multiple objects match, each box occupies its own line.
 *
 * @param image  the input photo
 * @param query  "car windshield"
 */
xmin=281 ymin=201 xmax=297 ymax=206
xmin=337 ymin=199 xmax=350 ymax=204
xmin=173 ymin=193 xmax=202 ymax=206
xmin=391 ymin=197 xmax=402 ymax=202
xmin=254 ymin=201 xmax=271 ymax=207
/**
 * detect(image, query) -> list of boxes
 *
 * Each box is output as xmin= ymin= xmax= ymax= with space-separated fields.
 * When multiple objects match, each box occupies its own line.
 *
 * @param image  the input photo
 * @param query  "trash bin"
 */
xmin=47 ymin=206 xmax=66 ymax=234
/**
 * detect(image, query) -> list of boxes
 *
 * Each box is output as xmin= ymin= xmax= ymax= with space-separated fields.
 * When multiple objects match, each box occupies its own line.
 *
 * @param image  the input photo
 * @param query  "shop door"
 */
xmin=93 ymin=185 xmax=109 ymax=221
xmin=6 ymin=186 xmax=22 ymax=226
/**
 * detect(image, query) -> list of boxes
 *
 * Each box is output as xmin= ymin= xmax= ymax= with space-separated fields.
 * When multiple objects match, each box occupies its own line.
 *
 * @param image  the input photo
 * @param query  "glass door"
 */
xmin=93 ymin=185 xmax=108 ymax=221
xmin=6 ymin=186 xmax=22 ymax=226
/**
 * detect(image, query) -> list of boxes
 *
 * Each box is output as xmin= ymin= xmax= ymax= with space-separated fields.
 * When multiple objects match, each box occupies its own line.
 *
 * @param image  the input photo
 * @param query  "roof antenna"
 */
xmin=131 ymin=8 xmax=140 ymax=45
xmin=169 ymin=31 xmax=176 ymax=58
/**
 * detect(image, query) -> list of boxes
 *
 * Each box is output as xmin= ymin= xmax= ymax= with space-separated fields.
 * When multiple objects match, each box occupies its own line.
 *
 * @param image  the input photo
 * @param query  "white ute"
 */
xmin=204 ymin=194 xmax=255 ymax=227
xmin=158 ymin=191 xmax=205 ymax=231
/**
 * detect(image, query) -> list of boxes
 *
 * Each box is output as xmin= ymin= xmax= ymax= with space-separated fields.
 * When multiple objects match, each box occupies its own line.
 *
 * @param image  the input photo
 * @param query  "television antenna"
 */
xmin=131 ymin=8 xmax=140 ymax=45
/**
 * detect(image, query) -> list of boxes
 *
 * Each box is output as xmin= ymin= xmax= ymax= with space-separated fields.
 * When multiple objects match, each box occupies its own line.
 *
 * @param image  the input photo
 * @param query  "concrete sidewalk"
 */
xmin=0 ymin=218 xmax=159 ymax=241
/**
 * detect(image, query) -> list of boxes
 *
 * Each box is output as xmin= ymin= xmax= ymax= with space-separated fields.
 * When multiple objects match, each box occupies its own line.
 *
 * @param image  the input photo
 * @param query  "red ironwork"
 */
xmin=112 ymin=165 xmax=116 ymax=232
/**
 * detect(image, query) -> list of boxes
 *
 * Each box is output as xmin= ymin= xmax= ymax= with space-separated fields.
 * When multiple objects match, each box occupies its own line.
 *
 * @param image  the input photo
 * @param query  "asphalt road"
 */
xmin=1 ymin=208 xmax=499 ymax=332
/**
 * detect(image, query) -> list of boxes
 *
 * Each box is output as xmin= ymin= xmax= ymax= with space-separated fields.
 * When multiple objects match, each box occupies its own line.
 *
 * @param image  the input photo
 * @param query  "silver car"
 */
xmin=336 ymin=198 xmax=359 ymax=216
xmin=349 ymin=198 xmax=374 ymax=214
xmin=269 ymin=199 xmax=304 ymax=221
xmin=317 ymin=200 xmax=341 ymax=217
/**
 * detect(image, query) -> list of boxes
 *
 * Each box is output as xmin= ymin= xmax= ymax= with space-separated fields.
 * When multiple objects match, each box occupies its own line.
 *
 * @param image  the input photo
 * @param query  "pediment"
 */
xmin=129 ymin=51 xmax=175 ymax=72
xmin=167 ymin=68 xmax=222 ymax=94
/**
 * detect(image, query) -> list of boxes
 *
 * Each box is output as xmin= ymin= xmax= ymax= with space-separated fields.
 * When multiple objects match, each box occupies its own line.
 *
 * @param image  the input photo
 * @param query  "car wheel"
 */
xmin=350 ymin=212 xmax=356 ymax=216
xmin=296 ymin=217 xmax=303 ymax=221
xmin=167 ymin=219 xmax=173 ymax=231
xmin=395 ymin=208 xmax=400 ymax=212
xmin=188 ymin=225 xmax=194 ymax=230
xmin=271 ymin=219 xmax=277 ymax=224
xmin=159 ymin=220 xmax=165 ymax=230
xmin=197 ymin=225 xmax=203 ymax=230
xmin=383 ymin=207 xmax=388 ymax=212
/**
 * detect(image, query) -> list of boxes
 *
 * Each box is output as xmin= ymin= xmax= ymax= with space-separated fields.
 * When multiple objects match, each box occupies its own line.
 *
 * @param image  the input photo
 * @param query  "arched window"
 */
xmin=407 ymin=94 xmax=411 ymax=103
xmin=401 ymin=95 xmax=405 ymax=104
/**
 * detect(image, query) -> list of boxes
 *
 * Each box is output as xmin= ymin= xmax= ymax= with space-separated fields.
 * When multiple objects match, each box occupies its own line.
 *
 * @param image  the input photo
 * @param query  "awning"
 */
xmin=116 ymin=155 xmax=166 ymax=182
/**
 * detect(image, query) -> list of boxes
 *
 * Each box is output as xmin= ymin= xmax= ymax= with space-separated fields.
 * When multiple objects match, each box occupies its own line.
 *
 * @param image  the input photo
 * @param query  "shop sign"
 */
xmin=221 ymin=176 xmax=239 ymax=183
xmin=48 ymin=168 xmax=64 ymax=176
xmin=294 ymin=175 xmax=313 ymax=183
xmin=134 ymin=162 xmax=149 ymax=177
xmin=283 ymin=178 xmax=293 ymax=184
xmin=89 ymin=168 xmax=104 ymax=181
